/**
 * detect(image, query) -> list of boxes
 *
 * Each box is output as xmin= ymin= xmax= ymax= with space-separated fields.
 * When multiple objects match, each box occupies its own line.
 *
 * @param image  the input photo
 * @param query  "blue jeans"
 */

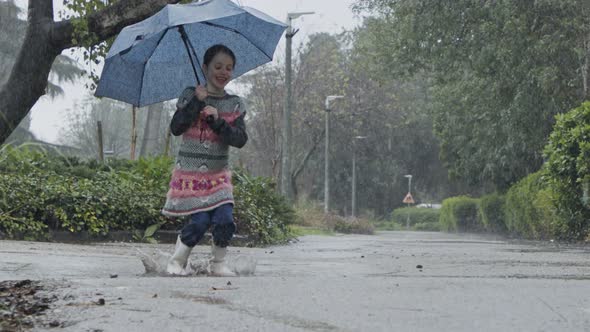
xmin=180 ymin=203 xmax=236 ymax=248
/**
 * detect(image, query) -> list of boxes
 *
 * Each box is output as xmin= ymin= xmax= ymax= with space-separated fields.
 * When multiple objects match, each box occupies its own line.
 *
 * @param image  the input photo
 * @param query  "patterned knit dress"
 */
xmin=162 ymin=93 xmax=247 ymax=217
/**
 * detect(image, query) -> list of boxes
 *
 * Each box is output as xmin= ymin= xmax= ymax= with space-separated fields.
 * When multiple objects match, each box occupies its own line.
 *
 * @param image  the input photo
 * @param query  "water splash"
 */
xmin=136 ymin=248 xmax=256 ymax=276
xmin=229 ymin=255 xmax=257 ymax=276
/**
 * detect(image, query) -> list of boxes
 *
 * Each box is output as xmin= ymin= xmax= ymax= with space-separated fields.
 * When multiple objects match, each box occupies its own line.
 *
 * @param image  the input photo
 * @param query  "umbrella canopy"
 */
xmin=95 ymin=0 xmax=287 ymax=107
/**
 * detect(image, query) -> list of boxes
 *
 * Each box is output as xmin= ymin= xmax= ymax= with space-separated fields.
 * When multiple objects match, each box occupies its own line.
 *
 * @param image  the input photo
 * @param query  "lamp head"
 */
xmin=325 ymin=95 xmax=344 ymax=110
xmin=288 ymin=12 xmax=315 ymax=20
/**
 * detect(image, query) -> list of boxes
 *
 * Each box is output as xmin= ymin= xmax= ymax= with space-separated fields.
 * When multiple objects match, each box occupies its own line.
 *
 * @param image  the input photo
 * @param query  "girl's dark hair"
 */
xmin=203 ymin=44 xmax=236 ymax=68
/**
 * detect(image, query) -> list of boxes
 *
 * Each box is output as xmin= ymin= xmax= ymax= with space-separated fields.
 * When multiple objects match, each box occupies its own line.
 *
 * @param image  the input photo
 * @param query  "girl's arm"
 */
xmin=209 ymin=101 xmax=248 ymax=148
xmin=170 ymin=90 xmax=206 ymax=136
xmin=209 ymin=112 xmax=248 ymax=148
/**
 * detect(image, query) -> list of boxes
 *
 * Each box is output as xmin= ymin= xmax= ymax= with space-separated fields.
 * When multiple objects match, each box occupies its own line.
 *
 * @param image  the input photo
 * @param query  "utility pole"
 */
xmin=324 ymin=95 xmax=344 ymax=214
xmin=351 ymin=136 xmax=367 ymax=218
xmin=281 ymin=11 xmax=314 ymax=201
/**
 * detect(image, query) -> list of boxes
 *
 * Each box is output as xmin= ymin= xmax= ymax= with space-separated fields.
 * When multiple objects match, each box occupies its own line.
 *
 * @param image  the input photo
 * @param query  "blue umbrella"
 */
xmin=95 ymin=0 xmax=287 ymax=107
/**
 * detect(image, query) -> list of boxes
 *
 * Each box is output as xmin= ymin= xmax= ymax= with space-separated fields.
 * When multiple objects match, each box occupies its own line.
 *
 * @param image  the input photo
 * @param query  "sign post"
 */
xmin=402 ymin=192 xmax=415 ymax=228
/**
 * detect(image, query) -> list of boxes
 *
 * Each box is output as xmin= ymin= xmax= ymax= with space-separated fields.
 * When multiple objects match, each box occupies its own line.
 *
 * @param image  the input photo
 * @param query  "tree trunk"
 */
xmin=290 ymin=128 xmax=326 ymax=201
xmin=583 ymin=35 xmax=590 ymax=99
xmin=0 ymin=0 xmax=59 ymax=144
xmin=0 ymin=0 xmax=181 ymax=145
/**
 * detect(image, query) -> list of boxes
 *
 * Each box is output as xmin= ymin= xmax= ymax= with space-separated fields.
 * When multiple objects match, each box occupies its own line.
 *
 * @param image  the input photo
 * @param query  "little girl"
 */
xmin=162 ymin=44 xmax=247 ymax=277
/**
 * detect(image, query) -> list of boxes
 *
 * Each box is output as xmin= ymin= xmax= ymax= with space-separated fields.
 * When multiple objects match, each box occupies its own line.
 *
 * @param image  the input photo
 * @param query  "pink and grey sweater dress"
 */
xmin=162 ymin=92 xmax=247 ymax=217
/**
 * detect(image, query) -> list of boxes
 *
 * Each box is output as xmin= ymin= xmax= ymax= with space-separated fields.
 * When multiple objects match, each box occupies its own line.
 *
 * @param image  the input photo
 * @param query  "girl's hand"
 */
xmin=202 ymin=106 xmax=219 ymax=120
xmin=195 ymin=85 xmax=208 ymax=101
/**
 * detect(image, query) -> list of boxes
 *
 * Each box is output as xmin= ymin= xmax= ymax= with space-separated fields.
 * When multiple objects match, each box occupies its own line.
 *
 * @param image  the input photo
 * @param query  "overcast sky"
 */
xmin=14 ymin=0 xmax=362 ymax=143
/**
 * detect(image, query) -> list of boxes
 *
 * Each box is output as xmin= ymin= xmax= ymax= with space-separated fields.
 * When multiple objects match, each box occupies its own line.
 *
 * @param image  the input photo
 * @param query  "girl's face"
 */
xmin=203 ymin=52 xmax=234 ymax=92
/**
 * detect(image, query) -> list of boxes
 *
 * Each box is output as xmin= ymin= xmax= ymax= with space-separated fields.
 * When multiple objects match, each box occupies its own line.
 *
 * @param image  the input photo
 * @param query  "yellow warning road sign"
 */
xmin=403 ymin=192 xmax=415 ymax=204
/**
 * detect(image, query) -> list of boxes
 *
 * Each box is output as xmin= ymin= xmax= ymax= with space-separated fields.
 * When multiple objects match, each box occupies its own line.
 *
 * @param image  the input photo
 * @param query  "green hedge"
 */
xmin=543 ymin=101 xmax=590 ymax=239
xmin=504 ymin=171 xmax=567 ymax=240
xmin=0 ymin=170 xmax=165 ymax=239
xmin=391 ymin=207 xmax=439 ymax=226
xmin=439 ymin=196 xmax=481 ymax=232
xmin=413 ymin=222 xmax=441 ymax=232
xmin=478 ymin=193 xmax=507 ymax=234
xmin=0 ymin=146 xmax=295 ymax=246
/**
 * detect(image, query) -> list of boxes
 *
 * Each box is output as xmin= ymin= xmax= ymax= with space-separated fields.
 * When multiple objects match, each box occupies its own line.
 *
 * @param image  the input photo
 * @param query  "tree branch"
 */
xmin=52 ymin=0 xmax=182 ymax=49
xmin=292 ymin=127 xmax=325 ymax=180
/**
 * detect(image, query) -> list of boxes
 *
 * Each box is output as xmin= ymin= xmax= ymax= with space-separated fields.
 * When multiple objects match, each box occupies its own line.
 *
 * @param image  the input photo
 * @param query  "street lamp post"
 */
xmin=404 ymin=174 xmax=413 ymax=228
xmin=352 ymin=136 xmax=367 ymax=218
xmin=405 ymin=174 xmax=412 ymax=194
xmin=281 ymin=11 xmax=314 ymax=201
xmin=324 ymin=95 xmax=344 ymax=214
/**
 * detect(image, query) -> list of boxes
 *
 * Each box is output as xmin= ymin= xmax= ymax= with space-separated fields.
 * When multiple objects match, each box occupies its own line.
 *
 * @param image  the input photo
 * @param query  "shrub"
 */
xmin=543 ymin=101 xmax=590 ymax=239
xmin=0 ymin=169 xmax=169 ymax=238
xmin=0 ymin=147 xmax=296 ymax=246
xmin=504 ymin=171 xmax=567 ymax=240
xmin=373 ymin=220 xmax=404 ymax=231
xmin=292 ymin=198 xmax=327 ymax=228
xmin=291 ymin=198 xmax=375 ymax=234
xmin=391 ymin=207 xmax=439 ymax=227
xmin=0 ymin=172 xmax=48 ymax=240
xmin=333 ymin=216 xmax=375 ymax=235
xmin=478 ymin=193 xmax=507 ymax=234
xmin=232 ymin=171 xmax=296 ymax=246
xmin=413 ymin=222 xmax=441 ymax=232
xmin=439 ymin=196 xmax=481 ymax=232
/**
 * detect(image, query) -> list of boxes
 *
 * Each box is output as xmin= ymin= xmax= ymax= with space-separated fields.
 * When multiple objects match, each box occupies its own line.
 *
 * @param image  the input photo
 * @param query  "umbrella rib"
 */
xmin=202 ymin=22 xmax=272 ymax=61
xmin=178 ymin=25 xmax=202 ymax=85
xmin=137 ymin=29 xmax=170 ymax=106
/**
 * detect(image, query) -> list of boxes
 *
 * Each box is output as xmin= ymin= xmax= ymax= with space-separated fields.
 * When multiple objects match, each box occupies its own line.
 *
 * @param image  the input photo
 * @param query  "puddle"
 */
xmin=136 ymin=248 xmax=256 ymax=277
xmin=172 ymin=292 xmax=230 ymax=305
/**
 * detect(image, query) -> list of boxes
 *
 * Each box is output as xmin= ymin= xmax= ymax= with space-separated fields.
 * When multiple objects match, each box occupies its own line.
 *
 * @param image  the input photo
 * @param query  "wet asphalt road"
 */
xmin=1 ymin=231 xmax=589 ymax=331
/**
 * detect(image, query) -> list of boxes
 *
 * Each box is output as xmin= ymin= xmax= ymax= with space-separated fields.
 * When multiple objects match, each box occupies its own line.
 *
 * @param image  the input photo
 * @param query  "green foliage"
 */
xmin=333 ymin=217 xmax=375 ymax=235
xmin=353 ymin=0 xmax=590 ymax=191
xmin=59 ymin=0 xmax=114 ymax=89
xmin=0 ymin=172 xmax=48 ymax=240
xmin=504 ymin=171 xmax=567 ymax=240
xmin=412 ymin=222 xmax=441 ymax=232
xmin=478 ymin=193 xmax=507 ymax=234
xmin=391 ymin=207 xmax=439 ymax=226
xmin=243 ymin=29 xmax=453 ymax=218
xmin=289 ymin=225 xmax=334 ymax=237
xmin=0 ymin=168 xmax=169 ymax=237
xmin=543 ymin=101 xmax=590 ymax=239
xmin=439 ymin=196 xmax=481 ymax=232
xmin=391 ymin=207 xmax=440 ymax=231
xmin=133 ymin=221 xmax=165 ymax=244
xmin=291 ymin=199 xmax=376 ymax=235
xmin=232 ymin=171 xmax=296 ymax=246
xmin=0 ymin=147 xmax=295 ymax=246
xmin=373 ymin=220 xmax=404 ymax=231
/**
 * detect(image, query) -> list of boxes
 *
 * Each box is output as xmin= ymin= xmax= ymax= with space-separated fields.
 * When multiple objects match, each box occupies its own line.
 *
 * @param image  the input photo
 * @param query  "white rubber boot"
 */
xmin=166 ymin=236 xmax=192 ymax=275
xmin=209 ymin=244 xmax=236 ymax=277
